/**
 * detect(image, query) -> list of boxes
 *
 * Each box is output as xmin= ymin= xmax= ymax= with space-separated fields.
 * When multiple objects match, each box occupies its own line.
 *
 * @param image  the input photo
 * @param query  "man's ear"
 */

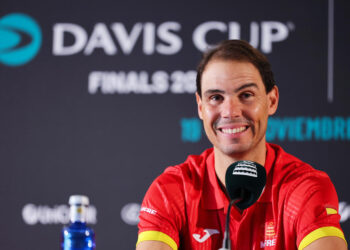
xmin=196 ymin=92 xmax=203 ymax=120
xmin=267 ymin=85 xmax=279 ymax=116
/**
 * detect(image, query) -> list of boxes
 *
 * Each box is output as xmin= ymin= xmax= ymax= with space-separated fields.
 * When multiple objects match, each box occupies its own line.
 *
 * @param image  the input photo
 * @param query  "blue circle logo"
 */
xmin=0 ymin=13 xmax=42 ymax=66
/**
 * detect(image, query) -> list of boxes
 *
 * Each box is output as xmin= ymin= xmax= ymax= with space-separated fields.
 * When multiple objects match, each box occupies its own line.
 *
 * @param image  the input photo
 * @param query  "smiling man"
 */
xmin=136 ymin=40 xmax=347 ymax=250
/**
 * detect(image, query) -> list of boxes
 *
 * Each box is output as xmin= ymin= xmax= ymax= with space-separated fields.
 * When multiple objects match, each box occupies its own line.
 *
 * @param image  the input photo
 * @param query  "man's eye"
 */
xmin=240 ymin=92 xmax=253 ymax=99
xmin=210 ymin=95 xmax=223 ymax=101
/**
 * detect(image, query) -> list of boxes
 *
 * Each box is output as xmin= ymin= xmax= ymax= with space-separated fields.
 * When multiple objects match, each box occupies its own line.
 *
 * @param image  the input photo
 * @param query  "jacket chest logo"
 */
xmin=192 ymin=229 xmax=220 ymax=243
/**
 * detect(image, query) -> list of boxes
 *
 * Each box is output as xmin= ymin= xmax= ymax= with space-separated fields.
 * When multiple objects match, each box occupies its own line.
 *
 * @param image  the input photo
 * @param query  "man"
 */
xmin=136 ymin=40 xmax=347 ymax=249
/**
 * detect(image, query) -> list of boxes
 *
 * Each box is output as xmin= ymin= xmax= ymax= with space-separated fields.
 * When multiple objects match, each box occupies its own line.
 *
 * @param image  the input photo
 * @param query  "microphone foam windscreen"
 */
xmin=225 ymin=160 xmax=266 ymax=210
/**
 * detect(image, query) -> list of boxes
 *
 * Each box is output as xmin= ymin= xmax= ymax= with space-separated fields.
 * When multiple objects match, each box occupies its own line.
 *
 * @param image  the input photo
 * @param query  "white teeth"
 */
xmin=222 ymin=126 xmax=246 ymax=134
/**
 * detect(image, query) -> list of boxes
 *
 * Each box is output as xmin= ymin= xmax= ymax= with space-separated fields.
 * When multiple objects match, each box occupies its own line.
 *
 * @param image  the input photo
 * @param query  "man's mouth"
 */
xmin=220 ymin=126 xmax=249 ymax=135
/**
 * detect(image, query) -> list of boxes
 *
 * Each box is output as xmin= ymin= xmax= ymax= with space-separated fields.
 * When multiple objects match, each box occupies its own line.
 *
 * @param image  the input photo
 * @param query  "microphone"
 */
xmin=219 ymin=160 xmax=267 ymax=250
xmin=226 ymin=160 xmax=266 ymax=210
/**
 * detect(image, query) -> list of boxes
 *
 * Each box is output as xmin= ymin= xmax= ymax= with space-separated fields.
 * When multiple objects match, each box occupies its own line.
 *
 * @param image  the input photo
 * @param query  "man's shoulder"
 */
xmin=269 ymin=143 xmax=333 ymax=192
xmin=270 ymin=143 xmax=319 ymax=173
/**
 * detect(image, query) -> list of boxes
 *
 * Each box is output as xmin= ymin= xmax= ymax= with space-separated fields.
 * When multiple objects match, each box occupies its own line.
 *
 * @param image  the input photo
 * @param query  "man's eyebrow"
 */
xmin=234 ymin=83 xmax=258 ymax=92
xmin=203 ymin=89 xmax=225 ymax=96
xmin=203 ymin=83 xmax=259 ymax=96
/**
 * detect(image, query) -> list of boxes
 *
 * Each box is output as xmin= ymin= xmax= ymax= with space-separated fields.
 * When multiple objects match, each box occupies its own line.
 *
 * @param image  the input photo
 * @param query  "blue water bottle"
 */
xmin=61 ymin=195 xmax=95 ymax=250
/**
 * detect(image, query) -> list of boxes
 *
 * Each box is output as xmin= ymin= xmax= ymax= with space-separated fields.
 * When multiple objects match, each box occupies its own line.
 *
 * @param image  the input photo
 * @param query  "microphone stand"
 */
xmin=219 ymin=191 xmax=243 ymax=250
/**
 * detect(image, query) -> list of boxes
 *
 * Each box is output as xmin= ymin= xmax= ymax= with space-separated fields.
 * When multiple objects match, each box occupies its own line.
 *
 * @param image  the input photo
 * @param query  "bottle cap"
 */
xmin=69 ymin=195 xmax=89 ymax=206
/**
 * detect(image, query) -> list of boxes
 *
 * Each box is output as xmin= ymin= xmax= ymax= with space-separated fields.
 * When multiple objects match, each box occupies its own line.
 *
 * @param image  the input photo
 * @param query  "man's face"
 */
xmin=196 ymin=59 xmax=278 ymax=157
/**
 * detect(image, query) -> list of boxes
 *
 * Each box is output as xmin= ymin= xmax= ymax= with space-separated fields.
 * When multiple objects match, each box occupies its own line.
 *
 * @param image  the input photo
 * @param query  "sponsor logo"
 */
xmin=52 ymin=21 xmax=294 ymax=56
xmin=192 ymin=229 xmax=220 ymax=243
xmin=0 ymin=15 xmax=293 ymax=66
xmin=260 ymin=239 xmax=277 ymax=248
xmin=22 ymin=203 xmax=97 ymax=225
xmin=233 ymin=161 xmax=258 ymax=177
xmin=0 ymin=13 xmax=42 ymax=66
xmin=120 ymin=203 xmax=141 ymax=226
xmin=140 ymin=207 xmax=157 ymax=215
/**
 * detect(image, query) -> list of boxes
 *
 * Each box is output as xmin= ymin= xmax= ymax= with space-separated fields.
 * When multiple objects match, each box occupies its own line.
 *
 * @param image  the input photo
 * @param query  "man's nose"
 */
xmin=221 ymin=98 xmax=242 ymax=118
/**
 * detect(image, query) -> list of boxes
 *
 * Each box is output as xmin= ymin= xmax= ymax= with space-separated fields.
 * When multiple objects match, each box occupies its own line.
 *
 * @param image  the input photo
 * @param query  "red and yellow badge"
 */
xmin=260 ymin=220 xmax=276 ymax=238
xmin=265 ymin=221 xmax=276 ymax=237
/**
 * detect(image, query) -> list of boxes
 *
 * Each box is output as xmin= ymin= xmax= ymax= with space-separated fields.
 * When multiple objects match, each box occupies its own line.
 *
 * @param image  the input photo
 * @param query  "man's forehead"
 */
xmin=203 ymin=59 xmax=260 ymax=77
xmin=201 ymin=59 xmax=264 ymax=91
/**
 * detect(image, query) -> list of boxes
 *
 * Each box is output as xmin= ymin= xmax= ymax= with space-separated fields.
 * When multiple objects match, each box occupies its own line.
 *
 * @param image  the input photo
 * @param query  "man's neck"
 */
xmin=214 ymin=143 xmax=267 ymax=188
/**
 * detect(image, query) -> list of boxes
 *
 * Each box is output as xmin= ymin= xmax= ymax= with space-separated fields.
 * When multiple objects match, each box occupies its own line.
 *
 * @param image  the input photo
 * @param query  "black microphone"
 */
xmin=226 ymin=160 xmax=266 ymax=210
xmin=219 ymin=160 xmax=267 ymax=250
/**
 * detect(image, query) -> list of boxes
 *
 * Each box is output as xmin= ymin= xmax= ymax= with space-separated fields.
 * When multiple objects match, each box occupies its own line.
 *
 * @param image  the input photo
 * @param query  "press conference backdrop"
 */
xmin=1 ymin=0 xmax=349 ymax=249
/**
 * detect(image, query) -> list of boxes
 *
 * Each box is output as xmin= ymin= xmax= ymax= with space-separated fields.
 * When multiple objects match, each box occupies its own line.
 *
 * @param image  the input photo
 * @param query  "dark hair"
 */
xmin=196 ymin=40 xmax=275 ymax=97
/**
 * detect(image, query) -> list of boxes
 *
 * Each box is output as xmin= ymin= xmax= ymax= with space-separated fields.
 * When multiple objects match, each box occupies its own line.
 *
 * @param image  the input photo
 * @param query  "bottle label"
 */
xmin=70 ymin=205 xmax=87 ymax=222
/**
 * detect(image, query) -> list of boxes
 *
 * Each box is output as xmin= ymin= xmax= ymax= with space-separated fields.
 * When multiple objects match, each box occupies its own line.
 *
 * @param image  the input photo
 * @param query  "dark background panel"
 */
xmin=0 ymin=0 xmax=349 ymax=249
